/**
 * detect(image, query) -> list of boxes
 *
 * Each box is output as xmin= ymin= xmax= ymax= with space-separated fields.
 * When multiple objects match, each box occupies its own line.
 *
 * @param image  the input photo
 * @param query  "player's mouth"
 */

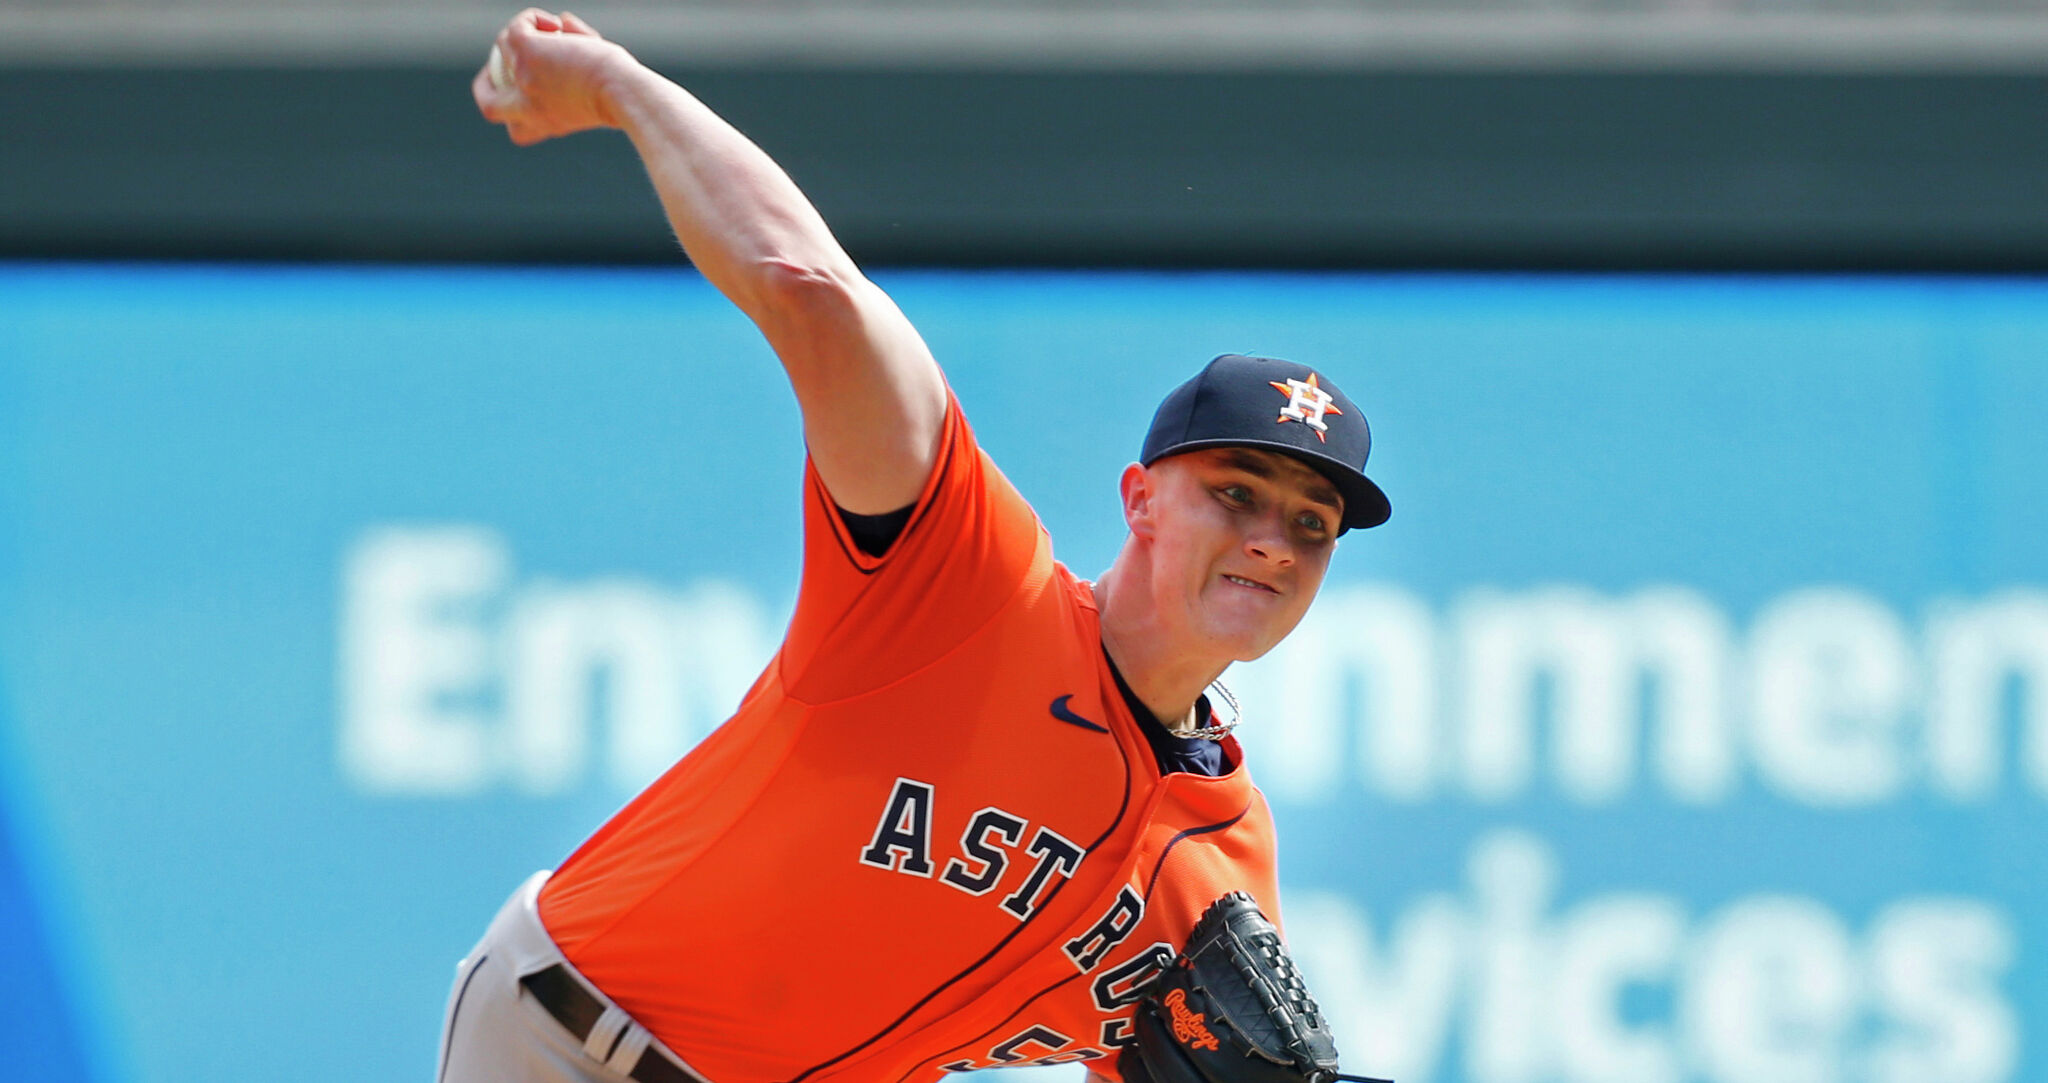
xmin=1221 ymin=573 xmax=1278 ymax=594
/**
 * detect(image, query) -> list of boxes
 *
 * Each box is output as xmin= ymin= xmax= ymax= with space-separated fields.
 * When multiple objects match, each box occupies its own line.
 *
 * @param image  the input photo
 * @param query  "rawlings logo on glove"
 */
xmin=1164 ymin=988 xmax=1221 ymax=1052
xmin=1118 ymin=892 xmax=1392 ymax=1083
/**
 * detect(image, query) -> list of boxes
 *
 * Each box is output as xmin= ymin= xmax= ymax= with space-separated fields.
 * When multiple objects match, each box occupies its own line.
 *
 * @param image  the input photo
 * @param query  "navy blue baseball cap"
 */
xmin=1141 ymin=354 xmax=1391 ymax=532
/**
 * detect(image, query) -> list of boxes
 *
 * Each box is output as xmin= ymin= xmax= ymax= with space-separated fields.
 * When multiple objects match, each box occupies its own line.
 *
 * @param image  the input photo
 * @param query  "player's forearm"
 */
xmin=600 ymin=62 xmax=860 ymax=320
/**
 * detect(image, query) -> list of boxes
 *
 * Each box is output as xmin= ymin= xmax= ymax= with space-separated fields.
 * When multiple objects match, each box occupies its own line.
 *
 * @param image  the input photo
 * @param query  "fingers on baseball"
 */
xmin=474 ymin=23 xmax=526 ymax=123
xmin=558 ymin=10 xmax=602 ymax=37
xmin=472 ymin=61 xmax=514 ymax=122
xmin=472 ymin=66 xmax=498 ymax=116
xmin=514 ymin=7 xmax=562 ymax=34
xmin=509 ymin=8 xmax=598 ymax=39
xmin=476 ymin=9 xmax=602 ymax=139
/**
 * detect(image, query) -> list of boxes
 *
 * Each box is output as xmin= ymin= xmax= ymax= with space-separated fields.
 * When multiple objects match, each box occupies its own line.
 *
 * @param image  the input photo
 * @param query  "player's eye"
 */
xmin=1296 ymin=511 xmax=1327 ymax=534
xmin=1217 ymin=484 xmax=1253 ymax=506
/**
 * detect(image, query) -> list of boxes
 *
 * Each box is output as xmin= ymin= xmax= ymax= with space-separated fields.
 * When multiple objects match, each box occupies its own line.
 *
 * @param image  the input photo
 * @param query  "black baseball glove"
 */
xmin=1118 ymin=892 xmax=1390 ymax=1083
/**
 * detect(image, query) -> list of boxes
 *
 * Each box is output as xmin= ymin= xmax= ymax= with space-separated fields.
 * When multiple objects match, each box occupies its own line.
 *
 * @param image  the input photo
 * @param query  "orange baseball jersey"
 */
xmin=537 ymin=393 xmax=1283 ymax=1083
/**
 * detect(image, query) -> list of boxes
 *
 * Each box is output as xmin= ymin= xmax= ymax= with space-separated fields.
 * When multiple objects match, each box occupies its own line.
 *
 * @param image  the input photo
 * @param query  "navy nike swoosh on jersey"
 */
xmin=1049 ymin=695 xmax=1109 ymax=733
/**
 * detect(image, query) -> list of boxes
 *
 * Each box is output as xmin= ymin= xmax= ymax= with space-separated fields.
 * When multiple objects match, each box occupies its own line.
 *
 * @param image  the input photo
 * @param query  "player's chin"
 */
xmin=1199 ymin=615 xmax=1297 ymax=664
xmin=1228 ymin=629 xmax=1293 ymax=663
xmin=1231 ymin=609 xmax=1314 ymax=661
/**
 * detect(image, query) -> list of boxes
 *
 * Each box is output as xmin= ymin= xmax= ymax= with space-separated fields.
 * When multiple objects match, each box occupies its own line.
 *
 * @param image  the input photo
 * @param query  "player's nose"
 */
xmin=1241 ymin=513 xmax=1294 ymax=568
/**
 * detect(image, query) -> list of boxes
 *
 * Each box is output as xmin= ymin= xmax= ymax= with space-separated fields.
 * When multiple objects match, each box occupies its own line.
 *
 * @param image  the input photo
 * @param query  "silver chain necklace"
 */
xmin=1168 ymin=678 xmax=1242 ymax=741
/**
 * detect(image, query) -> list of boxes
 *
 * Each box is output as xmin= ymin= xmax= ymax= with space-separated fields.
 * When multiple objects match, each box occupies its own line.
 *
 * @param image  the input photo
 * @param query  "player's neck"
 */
xmin=1092 ymin=562 xmax=1231 ymax=728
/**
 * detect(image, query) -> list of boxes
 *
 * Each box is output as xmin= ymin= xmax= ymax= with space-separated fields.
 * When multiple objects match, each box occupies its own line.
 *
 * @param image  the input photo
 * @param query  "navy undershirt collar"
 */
xmin=1102 ymin=647 xmax=1229 ymax=778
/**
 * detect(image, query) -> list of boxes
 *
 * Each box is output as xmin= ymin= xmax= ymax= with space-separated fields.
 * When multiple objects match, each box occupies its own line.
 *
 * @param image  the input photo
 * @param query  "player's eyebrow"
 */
xmin=1213 ymin=449 xmax=1344 ymax=512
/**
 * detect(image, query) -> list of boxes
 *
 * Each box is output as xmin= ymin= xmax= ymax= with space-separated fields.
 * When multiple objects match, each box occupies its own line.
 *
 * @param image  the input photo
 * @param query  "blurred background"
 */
xmin=3 ymin=3 xmax=2047 ymax=1082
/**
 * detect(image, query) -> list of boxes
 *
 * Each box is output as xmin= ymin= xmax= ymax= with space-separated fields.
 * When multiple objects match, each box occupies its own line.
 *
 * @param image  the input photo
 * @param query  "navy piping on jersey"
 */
xmin=1141 ymin=809 xmax=1251 ymax=903
xmin=900 ymin=802 xmax=1255 ymax=1081
xmin=823 ymin=431 xmax=957 ymax=574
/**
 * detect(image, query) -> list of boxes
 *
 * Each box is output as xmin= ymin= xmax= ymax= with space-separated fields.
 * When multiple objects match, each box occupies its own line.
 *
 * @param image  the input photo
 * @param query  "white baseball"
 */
xmin=487 ymin=43 xmax=515 ymax=91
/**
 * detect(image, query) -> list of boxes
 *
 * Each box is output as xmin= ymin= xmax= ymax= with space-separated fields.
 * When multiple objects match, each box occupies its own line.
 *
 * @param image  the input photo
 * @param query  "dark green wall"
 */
xmin=6 ymin=64 xmax=2046 ymax=268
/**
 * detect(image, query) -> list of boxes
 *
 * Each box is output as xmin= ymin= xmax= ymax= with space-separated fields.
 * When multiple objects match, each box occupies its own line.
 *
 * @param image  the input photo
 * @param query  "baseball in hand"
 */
xmin=487 ymin=43 xmax=514 ymax=91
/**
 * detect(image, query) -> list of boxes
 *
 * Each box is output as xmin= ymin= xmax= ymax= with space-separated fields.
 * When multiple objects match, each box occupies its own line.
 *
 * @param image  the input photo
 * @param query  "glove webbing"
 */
xmin=1187 ymin=893 xmax=1394 ymax=1083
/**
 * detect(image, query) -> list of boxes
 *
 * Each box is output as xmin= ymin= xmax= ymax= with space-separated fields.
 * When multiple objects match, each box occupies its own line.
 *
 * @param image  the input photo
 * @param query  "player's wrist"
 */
xmin=590 ymin=50 xmax=660 ymax=133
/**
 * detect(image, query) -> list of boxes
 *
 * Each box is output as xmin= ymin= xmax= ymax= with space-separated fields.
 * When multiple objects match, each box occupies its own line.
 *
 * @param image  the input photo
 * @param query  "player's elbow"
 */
xmin=747 ymin=257 xmax=865 ymax=332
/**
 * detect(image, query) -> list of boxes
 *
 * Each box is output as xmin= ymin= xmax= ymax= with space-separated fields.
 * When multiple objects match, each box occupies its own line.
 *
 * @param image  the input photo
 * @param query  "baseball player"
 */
xmin=446 ymin=10 xmax=1393 ymax=1083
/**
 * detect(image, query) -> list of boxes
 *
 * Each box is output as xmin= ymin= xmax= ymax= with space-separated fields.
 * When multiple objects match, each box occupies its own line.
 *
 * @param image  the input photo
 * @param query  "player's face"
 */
xmin=1139 ymin=448 xmax=1341 ymax=662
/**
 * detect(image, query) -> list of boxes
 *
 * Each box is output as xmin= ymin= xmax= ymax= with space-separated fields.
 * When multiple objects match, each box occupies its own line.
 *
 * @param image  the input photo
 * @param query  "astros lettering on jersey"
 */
xmin=537 ymin=395 xmax=1282 ymax=1082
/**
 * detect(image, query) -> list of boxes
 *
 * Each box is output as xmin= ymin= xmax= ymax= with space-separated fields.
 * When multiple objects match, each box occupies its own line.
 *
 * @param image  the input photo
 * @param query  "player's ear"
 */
xmin=1119 ymin=462 xmax=1158 ymax=540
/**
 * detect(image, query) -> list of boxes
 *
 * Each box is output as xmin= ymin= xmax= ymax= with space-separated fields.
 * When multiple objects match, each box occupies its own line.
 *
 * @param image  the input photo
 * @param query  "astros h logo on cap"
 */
xmin=1269 ymin=372 xmax=1342 ymax=441
xmin=1140 ymin=354 xmax=1392 ymax=533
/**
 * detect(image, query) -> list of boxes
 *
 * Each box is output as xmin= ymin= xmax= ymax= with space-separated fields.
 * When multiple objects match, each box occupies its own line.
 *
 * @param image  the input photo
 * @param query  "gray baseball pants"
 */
xmin=435 ymin=870 xmax=710 ymax=1083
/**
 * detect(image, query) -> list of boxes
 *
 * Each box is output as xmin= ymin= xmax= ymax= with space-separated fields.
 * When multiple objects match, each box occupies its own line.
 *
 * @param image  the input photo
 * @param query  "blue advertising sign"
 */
xmin=1 ymin=265 xmax=2043 ymax=1083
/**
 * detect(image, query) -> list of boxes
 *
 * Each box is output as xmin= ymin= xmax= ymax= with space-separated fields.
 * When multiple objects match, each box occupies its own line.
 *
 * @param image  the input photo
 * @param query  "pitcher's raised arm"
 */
xmin=475 ymin=9 xmax=947 ymax=514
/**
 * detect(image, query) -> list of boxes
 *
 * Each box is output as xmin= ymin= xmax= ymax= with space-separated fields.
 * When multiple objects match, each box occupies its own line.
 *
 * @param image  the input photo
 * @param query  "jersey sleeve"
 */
xmin=778 ymin=389 xmax=1050 ymax=703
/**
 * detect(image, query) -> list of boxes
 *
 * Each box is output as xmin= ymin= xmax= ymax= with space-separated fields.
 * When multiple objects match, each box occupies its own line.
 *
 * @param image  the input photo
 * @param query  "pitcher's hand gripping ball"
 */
xmin=486 ymin=43 xmax=514 ymax=90
xmin=1122 ymin=892 xmax=1393 ymax=1083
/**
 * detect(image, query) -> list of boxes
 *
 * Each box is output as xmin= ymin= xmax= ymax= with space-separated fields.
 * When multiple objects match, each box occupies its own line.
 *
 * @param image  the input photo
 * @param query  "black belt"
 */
xmin=520 ymin=964 xmax=703 ymax=1083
